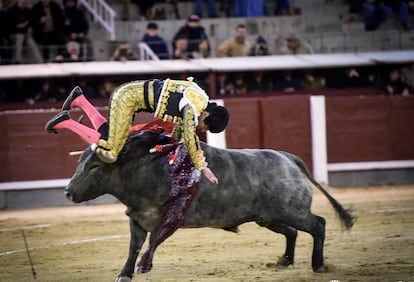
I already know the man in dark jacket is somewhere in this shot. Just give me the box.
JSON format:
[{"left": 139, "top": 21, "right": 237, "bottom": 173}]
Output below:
[
  {"left": 172, "top": 15, "right": 209, "bottom": 53},
  {"left": 8, "top": 0, "right": 43, "bottom": 64},
  {"left": 141, "top": 22, "right": 170, "bottom": 59},
  {"left": 31, "top": 0, "right": 67, "bottom": 61}
]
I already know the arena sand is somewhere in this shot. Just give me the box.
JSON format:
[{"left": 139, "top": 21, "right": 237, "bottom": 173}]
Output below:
[{"left": 0, "top": 185, "right": 413, "bottom": 282}]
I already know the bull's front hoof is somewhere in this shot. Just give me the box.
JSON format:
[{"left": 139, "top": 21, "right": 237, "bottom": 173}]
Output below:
[
  {"left": 314, "top": 263, "right": 334, "bottom": 273},
  {"left": 276, "top": 256, "right": 293, "bottom": 268},
  {"left": 115, "top": 276, "right": 132, "bottom": 282},
  {"left": 137, "top": 263, "right": 153, "bottom": 273}
]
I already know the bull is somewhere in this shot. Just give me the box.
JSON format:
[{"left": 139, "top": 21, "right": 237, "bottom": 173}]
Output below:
[{"left": 64, "top": 129, "right": 355, "bottom": 281}]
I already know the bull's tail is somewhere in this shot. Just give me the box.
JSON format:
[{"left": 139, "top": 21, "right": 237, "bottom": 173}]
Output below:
[{"left": 281, "top": 151, "right": 356, "bottom": 230}]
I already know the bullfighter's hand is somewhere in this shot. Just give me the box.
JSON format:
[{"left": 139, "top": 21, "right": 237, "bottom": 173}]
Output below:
[{"left": 202, "top": 167, "right": 218, "bottom": 185}]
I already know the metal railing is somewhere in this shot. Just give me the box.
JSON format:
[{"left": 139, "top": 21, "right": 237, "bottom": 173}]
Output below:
[
  {"left": 138, "top": 42, "right": 160, "bottom": 61},
  {"left": 78, "top": 0, "right": 116, "bottom": 41}
]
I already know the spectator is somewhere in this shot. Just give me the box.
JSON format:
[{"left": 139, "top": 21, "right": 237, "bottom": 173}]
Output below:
[
  {"left": 216, "top": 73, "right": 234, "bottom": 95},
  {"left": 31, "top": 0, "right": 67, "bottom": 61},
  {"left": 112, "top": 41, "right": 137, "bottom": 61},
  {"left": 249, "top": 35, "right": 270, "bottom": 56},
  {"left": 274, "top": 70, "right": 302, "bottom": 92},
  {"left": 8, "top": 0, "right": 43, "bottom": 64},
  {"left": 54, "top": 40, "right": 82, "bottom": 62},
  {"left": 247, "top": 71, "right": 271, "bottom": 92},
  {"left": 6, "top": 79, "right": 36, "bottom": 103},
  {"left": 384, "top": 0, "right": 414, "bottom": 30},
  {"left": 300, "top": 69, "right": 325, "bottom": 90},
  {"left": 383, "top": 68, "right": 411, "bottom": 96},
  {"left": 402, "top": 63, "right": 414, "bottom": 90},
  {"left": 172, "top": 15, "right": 209, "bottom": 54},
  {"left": 98, "top": 79, "right": 116, "bottom": 98},
  {"left": 141, "top": 22, "right": 169, "bottom": 60},
  {"left": 30, "top": 79, "right": 62, "bottom": 103},
  {"left": 195, "top": 0, "right": 217, "bottom": 18},
  {"left": 172, "top": 37, "right": 193, "bottom": 60},
  {"left": 275, "top": 0, "right": 294, "bottom": 15},
  {"left": 361, "top": 0, "right": 392, "bottom": 31},
  {"left": 62, "top": 0, "right": 92, "bottom": 60},
  {"left": 329, "top": 67, "right": 374, "bottom": 88},
  {"left": 216, "top": 24, "right": 250, "bottom": 57},
  {"left": 279, "top": 34, "right": 313, "bottom": 55},
  {"left": 233, "top": 74, "right": 248, "bottom": 94},
  {"left": 0, "top": 0, "right": 13, "bottom": 64},
  {"left": 192, "top": 38, "right": 210, "bottom": 58},
  {"left": 76, "top": 78, "right": 96, "bottom": 99},
  {"left": 233, "top": 0, "right": 265, "bottom": 17}
]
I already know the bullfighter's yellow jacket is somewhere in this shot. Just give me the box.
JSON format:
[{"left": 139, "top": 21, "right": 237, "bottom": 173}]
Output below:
[{"left": 96, "top": 78, "right": 209, "bottom": 169}]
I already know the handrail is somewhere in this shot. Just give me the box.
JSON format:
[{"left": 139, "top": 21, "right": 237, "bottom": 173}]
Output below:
[
  {"left": 78, "top": 0, "right": 116, "bottom": 41},
  {"left": 138, "top": 42, "right": 160, "bottom": 61}
]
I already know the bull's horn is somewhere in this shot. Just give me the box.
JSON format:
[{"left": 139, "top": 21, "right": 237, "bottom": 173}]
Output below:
[{"left": 69, "top": 150, "right": 84, "bottom": 156}]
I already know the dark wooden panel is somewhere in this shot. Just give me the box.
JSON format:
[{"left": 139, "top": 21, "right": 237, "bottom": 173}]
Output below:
[
  {"left": 389, "top": 97, "right": 414, "bottom": 159},
  {"left": 0, "top": 115, "right": 9, "bottom": 180},
  {"left": 223, "top": 97, "right": 262, "bottom": 149},
  {"left": 261, "top": 95, "right": 312, "bottom": 169},
  {"left": 326, "top": 96, "right": 392, "bottom": 162}
]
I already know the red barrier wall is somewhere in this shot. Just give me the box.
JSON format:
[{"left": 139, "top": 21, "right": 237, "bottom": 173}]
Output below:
[
  {"left": 326, "top": 96, "right": 414, "bottom": 162},
  {"left": 1, "top": 95, "right": 413, "bottom": 182}
]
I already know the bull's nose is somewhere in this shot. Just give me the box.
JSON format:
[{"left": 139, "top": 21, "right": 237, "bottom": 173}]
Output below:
[{"left": 64, "top": 191, "right": 73, "bottom": 201}]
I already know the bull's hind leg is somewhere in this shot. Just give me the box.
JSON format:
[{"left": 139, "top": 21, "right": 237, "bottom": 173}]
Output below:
[
  {"left": 291, "top": 213, "right": 326, "bottom": 272},
  {"left": 265, "top": 222, "right": 297, "bottom": 267},
  {"left": 310, "top": 215, "right": 326, "bottom": 272}
]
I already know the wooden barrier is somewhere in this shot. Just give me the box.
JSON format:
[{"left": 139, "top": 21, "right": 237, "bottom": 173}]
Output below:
[{"left": 1, "top": 95, "right": 413, "bottom": 183}]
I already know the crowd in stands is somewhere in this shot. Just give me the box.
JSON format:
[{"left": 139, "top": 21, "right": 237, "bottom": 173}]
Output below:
[
  {"left": 348, "top": 0, "right": 414, "bottom": 31},
  {"left": 0, "top": 0, "right": 93, "bottom": 64},
  {"left": 0, "top": 0, "right": 413, "bottom": 104},
  {"left": 214, "top": 65, "right": 414, "bottom": 96}
]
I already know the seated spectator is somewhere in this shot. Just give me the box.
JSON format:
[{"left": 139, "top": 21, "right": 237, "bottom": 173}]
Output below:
[
  {"left": 361, "top": 0, "right": 392, "bottom": 31},
  {"left": 112, "top": 41, "right": 137, "bottom": 61},
  {"left": 329, "top": 67, "right": 374, "bottom": 88},
  {"left": 216, "top": 73, "right": 234, "bottom": 95},
  {"left": 0, "top": 1, "right": 13, "bottom": 64},
  {"left": 233, "top": 0, "right": 265, "bottom": 17},
  {"left": 98, "top": 79, "right": 116, "bottom": 98},
  {"left": 141, "top": 22, "right": 169, "bottom": 60},
  {"left": 216, "top": 24, "right": 250, "bottom": 57},
  {"left": 247, "top": 71, "right": 271, "bottom": 92},
  {"left": 172, "top": 37, "right": 193, "bottom": 60},
  {"left": 30, "top": 79, "right": 62, "bottom": 103},
  {"left": 275, "top": 0, "right": 294, "bottom": 15},
  {"left": 76, "top": 78, "right": 96, "bottom": 99},
  {"left": 192, "top": 38, "right": 210, "bottom": 58},
  {"left": 383, "top": 68, "right": 411, "bottom": 96},
  {"left": 402, "top": 63, "right": 414, "bottom": 90},
  {"left": 62, "top": 0, "right": 93, "bottom": 60},
  {"left": 172, "top": 15, "right": 209, "bottom": 54},
  {"left": 195, "top": 0, "right": 217, "bottom": 18},
  {"left": 8, "top": 0, "right": 44, "bottom": 64},
  {"left": 6, "top": 79, "right": 36, "bottom": 103},
  {"left": 381, "top": 0, "right": 413, "bottom": 30},
  {"left": 279, "top": 34, "right": 313, "bottom": 55},
  {"left": 274, "top": 70, "right": 302, "bottom": 92},
  {"left": 31, "top": 0, "right": 67, "bottom": 62},
  {"left": 54, "top": 40, "right": 83, "bottom": 62},
  {"left": 233, "top": 74, "right": 248, "bottom": 95},
  {"left": 249, "top": 35, "right": 270, "bottom": 56},
  {"left": 300, "top": 69, "right": 325, "bottom": 90}
]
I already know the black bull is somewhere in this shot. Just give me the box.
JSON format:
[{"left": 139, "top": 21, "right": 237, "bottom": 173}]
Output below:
[{"left": 65, "top": 129, "right": 355, "bottom": 281}]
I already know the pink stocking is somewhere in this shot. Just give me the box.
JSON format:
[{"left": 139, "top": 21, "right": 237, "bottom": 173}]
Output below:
[
  {"left": 71, "top": 95, "right": 107, "bottom": 130},
  {"left": 54, "top": 119, "right": 100, "bottom": 144}
]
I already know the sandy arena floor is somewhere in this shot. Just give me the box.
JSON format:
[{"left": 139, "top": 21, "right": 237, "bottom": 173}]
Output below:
[{"left": 0, "top": 185, "right": 413, "bottom": 282}]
